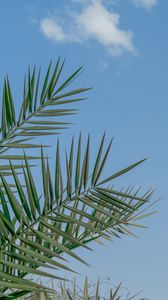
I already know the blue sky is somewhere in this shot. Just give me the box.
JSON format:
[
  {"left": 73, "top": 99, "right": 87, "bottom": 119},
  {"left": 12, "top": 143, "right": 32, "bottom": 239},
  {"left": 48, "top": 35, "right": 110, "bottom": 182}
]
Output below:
[{"left": 0, "top": 0, "right": 168, "bottom": 298}]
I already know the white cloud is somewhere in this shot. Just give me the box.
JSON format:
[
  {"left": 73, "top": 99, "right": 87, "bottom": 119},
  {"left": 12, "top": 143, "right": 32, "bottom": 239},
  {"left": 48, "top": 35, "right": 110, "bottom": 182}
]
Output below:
[
  {"left": 75, "top": 1, "right": 135, "bottom": 55},
  {"left": 131, "top": 0, "right": 157, "bottom": 9},
  {"left": 40, "top": 18, "right": 67, "bottom": 42},
  {"left": 40, "top": 0, "right": 135, "bottom": 56}
]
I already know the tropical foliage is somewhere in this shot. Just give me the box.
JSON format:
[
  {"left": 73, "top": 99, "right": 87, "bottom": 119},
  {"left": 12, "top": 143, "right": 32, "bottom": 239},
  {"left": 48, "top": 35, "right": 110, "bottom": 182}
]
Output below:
[{"left": 0, "top": 59, "right": 154, "bottom": 299}]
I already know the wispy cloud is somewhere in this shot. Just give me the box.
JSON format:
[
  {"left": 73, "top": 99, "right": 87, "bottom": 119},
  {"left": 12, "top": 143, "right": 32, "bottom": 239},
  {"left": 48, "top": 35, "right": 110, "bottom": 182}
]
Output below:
[
  {"left": 40, "top": 0, "right": 135, "bottom": 56},
  {"left": 131, "top": 0, "right": 157, "bottom": 9},
  {"left": 40, "top": 18, "right": 67, "bottom": 42}
]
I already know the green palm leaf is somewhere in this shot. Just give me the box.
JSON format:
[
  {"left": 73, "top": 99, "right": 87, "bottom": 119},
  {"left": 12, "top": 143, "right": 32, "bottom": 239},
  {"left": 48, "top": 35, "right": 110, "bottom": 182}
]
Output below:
[
  {"left": 0, "top": 135, "right": 153, "bottom": 295},
  {"left": 0, "top": 59, "right": 90, "bottom": 155}
]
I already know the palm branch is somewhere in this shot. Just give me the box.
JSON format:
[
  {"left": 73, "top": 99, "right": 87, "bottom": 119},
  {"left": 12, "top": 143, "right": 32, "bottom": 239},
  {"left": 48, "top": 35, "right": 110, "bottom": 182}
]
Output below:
[
  {"left": 0, "top": 58, "right": 89, "bottom": 156},
  {"left": 0, "top": 134, "right": 154, "bottom": 298}
]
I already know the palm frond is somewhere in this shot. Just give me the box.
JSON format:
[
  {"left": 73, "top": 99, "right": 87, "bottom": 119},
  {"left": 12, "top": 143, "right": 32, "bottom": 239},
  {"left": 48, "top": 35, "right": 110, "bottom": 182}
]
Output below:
[
  {"left": 0, "top": 134, "right": 154, "bottom": 295},
  {"left": 0, "top": 59, "right": 90, "bottom": 155}
]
